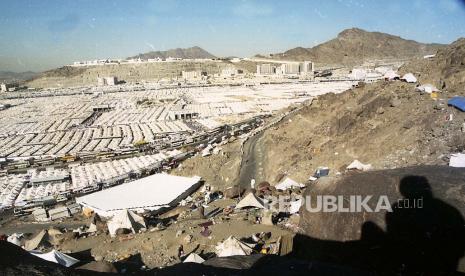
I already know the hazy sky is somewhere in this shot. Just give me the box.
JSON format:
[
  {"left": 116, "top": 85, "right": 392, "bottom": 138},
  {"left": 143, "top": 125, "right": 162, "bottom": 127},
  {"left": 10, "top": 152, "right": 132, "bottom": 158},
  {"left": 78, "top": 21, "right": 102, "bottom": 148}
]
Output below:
[{"left": 1, "top": 0, "right": 465, "bottom": 72}]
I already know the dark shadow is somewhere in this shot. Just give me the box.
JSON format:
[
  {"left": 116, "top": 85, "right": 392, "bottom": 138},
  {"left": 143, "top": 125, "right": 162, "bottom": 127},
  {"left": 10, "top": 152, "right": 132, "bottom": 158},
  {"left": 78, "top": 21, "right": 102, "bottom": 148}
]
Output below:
[
  {"left": 292, "top": 175, "right": 465, "bottom": 274},
  {"left": 385, "top": 176, "right": 465, "bottom": 273},
  {"left": 112, "top": 253, "right": 146, "bottom": 273}
]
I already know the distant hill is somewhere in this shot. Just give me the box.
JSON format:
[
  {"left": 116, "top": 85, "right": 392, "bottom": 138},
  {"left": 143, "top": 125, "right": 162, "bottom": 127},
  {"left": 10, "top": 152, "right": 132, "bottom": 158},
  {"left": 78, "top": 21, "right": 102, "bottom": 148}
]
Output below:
[
  {"left": 266, "top": 28, "right": 444, "bottom": 65},
  {"left": 0, "top": 71, "right": 38, "bottom": 83},
  {"left": 129, "top": 46, "right": 216, "bottom": 60}
]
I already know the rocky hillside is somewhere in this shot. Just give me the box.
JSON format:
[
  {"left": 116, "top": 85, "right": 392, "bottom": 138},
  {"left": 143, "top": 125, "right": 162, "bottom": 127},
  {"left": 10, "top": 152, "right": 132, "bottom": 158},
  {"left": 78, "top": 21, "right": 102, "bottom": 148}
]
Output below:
[
  {"left": 270, "top": 28, "right": 443, "bottom": 65},
  {"left": 129, "top": 46, "right": 216, "bottom": 60},
  {"left": 400, "top": 38, "right": 465, "bottom": 91}
]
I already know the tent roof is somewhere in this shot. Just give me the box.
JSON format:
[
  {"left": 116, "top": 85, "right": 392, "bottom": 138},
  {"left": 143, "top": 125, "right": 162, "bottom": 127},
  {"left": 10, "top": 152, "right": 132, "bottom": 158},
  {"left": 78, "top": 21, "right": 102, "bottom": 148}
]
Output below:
[
  {"left": 215, "top": 236, "right": 254, "bottom": 257},
  {"left": 275, "top": 177, "right": 304, "bottom": 190},
  {"left": 183, "top": 253, "right": 205, "bottom": 263},
  {"left": 416, "top": 83, "right": 439, "bottom": 93},
  {"left": 76, "top": 173, "right": 201, "bottom": 216},
  {"left": 401, "top": 73, "right": 417, "bottom": 83},
  {"left": 107, "top": 209, "right": 146, "bottom": 237},
  {"left": 449, "top": 153, "right": 465, "bottom": 167},
  {"left": 30, "top": 250, "right": 79, "bottom": 267},
  {"left": 235, "top": 193, "right": 266, "bottom": 209}
]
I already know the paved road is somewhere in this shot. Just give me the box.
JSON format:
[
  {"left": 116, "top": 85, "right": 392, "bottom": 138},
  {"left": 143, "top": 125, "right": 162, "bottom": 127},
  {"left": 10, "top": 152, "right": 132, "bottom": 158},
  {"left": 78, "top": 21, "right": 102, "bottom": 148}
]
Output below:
[{"left": 236, "top": 131, "right": 266, "bottom": 189}]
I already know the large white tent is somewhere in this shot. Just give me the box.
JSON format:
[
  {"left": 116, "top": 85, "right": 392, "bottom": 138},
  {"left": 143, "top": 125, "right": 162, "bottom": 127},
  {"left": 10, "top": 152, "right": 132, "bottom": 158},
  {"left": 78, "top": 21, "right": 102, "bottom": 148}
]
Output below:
[{"left": 76, "top": 173, "right": 201, "bottom": 216}]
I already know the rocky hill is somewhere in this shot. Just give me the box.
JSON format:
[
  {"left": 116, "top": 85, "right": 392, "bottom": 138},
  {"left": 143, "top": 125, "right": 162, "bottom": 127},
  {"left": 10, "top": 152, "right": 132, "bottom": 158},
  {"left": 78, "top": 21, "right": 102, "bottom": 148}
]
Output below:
[
  {"left": 400, "top": 38, "right": 465, "bottom": 91},
  {"left": 129, "top": 46, "right": 216, "bottom": 60},
  {"left": 269, "top": 28, "right": 443, "bottom": 65}
]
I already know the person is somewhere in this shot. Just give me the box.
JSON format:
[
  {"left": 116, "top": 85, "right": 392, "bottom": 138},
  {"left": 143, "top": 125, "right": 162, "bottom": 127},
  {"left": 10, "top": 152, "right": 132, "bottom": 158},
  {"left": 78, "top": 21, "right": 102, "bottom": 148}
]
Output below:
[
  {"left": 250, "top": 179, "right": 255, "bottom": 189},
  {"left": 177, "top": 245, "right": 184, "bottom": 259}
]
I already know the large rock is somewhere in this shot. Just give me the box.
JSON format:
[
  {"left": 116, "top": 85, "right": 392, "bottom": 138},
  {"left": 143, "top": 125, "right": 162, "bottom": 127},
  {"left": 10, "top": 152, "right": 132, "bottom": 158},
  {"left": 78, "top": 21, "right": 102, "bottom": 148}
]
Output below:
[{"left": 295, "top": 166, "right": 465, "bottom": 273}]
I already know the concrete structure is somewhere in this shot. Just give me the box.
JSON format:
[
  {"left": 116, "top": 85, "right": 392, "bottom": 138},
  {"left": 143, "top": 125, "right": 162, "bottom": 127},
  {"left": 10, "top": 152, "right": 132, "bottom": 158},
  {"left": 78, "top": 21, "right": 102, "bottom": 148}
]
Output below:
[
  {"left": 169, "top": 110, "right": 199, "bottom": 120},
  {"left": 97, "top": 76, "right": 118, "bottom": 86},
  {"left": 256, "top": 64, "right": 276, "bottom": 75},
  {"left": 280, "top": 63, "right": 301, "bottom": 75},
  {"left": 302, "top": 61, "right": 314, "bottom": 75},
  {"left": 257, "top": 61, "right": 313, "bottom": 77},
  {"left": 221, "top": 67, "right": 241, "bottom": 77},
  {"left": 48, "top": 206, "right": 70, "bottom": 220},
  {"left": 1, "top": 82, "right": 18, "bottom": 92},
  {"left": 182, "top": 70, "right": 203, "bottom": 79}
]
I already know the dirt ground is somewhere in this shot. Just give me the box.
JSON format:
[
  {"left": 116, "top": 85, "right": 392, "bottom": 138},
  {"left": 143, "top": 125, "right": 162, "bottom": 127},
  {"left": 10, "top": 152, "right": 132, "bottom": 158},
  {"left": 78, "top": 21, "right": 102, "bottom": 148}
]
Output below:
[{"left": 57, "top": 197, "right": 292, "bottom": 268}]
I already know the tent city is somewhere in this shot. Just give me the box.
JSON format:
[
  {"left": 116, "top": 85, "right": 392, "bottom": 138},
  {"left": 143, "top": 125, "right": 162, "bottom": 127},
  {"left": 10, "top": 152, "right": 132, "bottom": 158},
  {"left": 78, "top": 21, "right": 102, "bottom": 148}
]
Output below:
[{"left": 0, "top": 1, "right": 465, "bottom": 275}]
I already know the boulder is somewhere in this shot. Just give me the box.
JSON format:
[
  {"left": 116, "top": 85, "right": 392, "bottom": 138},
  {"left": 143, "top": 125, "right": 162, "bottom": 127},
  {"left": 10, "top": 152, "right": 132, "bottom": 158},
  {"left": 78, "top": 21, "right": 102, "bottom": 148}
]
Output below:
[{"left": 296, "top": 166, "right": 465, "bottom": 273}]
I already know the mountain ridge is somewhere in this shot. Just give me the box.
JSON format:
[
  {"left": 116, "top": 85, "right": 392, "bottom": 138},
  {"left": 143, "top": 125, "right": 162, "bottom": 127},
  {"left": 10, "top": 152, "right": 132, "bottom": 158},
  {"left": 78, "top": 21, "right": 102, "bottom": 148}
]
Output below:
[
  {"left": 128, "top": 46, "right": 216, "bottom": 60},
  {"left": 264, "top": 28, "right": 445, "bottom": 65}
]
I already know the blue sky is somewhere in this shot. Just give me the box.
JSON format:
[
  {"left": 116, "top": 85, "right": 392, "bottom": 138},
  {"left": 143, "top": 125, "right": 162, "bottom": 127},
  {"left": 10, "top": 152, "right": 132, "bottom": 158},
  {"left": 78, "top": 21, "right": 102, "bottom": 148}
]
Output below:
[{"left": 1, "top": 0, "right": 465, "bottom": 72}]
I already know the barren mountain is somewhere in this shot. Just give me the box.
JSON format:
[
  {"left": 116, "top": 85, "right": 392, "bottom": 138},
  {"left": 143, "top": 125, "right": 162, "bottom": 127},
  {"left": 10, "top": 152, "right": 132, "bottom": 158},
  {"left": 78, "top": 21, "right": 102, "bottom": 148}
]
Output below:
[
  {"left": 129, "top": 46, "right": 216, "bottom": 60},
  {"left": 269, "top": 28, "right": 444, "bottom": 65}
]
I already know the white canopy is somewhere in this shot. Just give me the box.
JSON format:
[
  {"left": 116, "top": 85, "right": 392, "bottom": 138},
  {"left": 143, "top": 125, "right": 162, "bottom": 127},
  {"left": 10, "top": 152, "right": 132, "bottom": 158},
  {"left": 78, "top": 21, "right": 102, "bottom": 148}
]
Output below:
[
  {"left": 415, "top": 84, "right": 439, "bottom": 93},
  {"left": 107, "top": 209, "right": 146, "bottom": 237},
  {"left": 235, "top": 193, "right": 266, "bottom": 209},
  {"left": 384, "top": 70, "right": 400, "bottom": 80},
  {"left": 449, "top": 153, "right": 465, "bottom": 168},
  {"left": 275, "top": 177, "right": 305, "bottom": 190},
  {"left": 401, "top": 73, "right": 417, "bottom": 83},
  {"left": 30, "top": 250, "right": 79, "bottom": 267},
  {"left": 290, "top": 199, "right": 302, "bottom": 214},
  {"left": 183, "top": 253, "right": 205, "bottom": 263},
  {"left": 76, "top": 173, "right": 201, "bottom": 216},
  {"left": 346, "top": 160, "right": 373, "bottom": 171},
  {"left": 215, "top": 236, "right": 254, "bottom": 257}
]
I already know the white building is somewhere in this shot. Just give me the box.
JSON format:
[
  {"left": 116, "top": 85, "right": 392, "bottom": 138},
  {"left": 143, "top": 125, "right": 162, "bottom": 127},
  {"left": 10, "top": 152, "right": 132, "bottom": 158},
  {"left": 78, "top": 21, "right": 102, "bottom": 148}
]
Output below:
[
  {"left": 182, "top": 71, "right": 202, "bottom": 79},
  {"left": 301, "top": 61, "right": 314, "bottom": 75},
  {"left": 97, "top": 76, "right": 118, "bottom": 86},
  {"left": 280, "top": 63, "right": 301, "bottom": 75},
  {"left": 221, "top": 67, "right": 241, "bottom": 77},
  {"left": 256, "top": 64, "right": 275, "bottom": 75}
]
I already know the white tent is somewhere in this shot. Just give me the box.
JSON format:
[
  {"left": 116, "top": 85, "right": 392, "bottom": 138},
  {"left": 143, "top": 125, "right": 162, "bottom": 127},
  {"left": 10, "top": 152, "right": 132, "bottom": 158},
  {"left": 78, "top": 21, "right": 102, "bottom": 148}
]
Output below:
[
  {"left": 30, "top": 250, "right": 79, "bottom": 267},
  {"left": 401, "top": 73, "right": 417, "bottom": 83},
  {"left": 183, "top": 253, "right": 205, "bottom": 263},
  {"left": 107, "top": 209, "right": 146, "bottom": 237},
  {"left": 76, "top": 174, "right": 201, "bottom": 217},
  {"left": 346, "top": 160, "right": 373, "bottom": 171},
  {"left": 449, "top": 153, "right": 465, "bottom": 167},
  {"left": 415, "top": 84, "right": 439, "bottom": 93},
  {"left": 275, "top": 177, "right": 305, "bottom": 190},
  {"left": 384, "top": 70, "right": 400, "bottom": 80},
  {"left": 215, "top": 236, "right": 254, "bottom": 257},
  {"left": 235, "top": 193, "right": 266, "bottom": 209},
  {"left": 7, "top": 233, "right": 23, "bottom": 246},
  {"left": 289, "top": 199, "right": 302, "bottom": 214}
]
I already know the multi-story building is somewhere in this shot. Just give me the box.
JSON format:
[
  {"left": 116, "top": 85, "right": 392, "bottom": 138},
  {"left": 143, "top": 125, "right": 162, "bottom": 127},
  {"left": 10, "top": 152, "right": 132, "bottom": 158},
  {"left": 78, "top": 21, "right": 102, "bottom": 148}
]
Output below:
[{"left": 256, "top": 64, "right": 276, "bottom": 75}]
